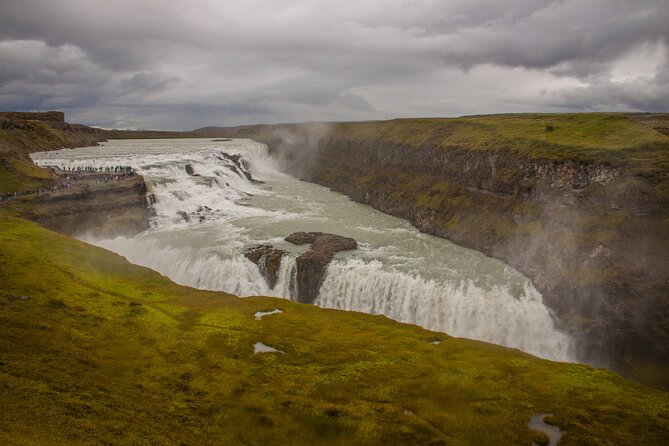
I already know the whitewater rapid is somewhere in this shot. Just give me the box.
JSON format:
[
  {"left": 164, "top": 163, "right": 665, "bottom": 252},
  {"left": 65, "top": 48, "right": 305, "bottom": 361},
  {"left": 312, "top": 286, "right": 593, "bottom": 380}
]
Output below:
[{"left": 32, "top": 138, "right": 574, "bottom": 361}]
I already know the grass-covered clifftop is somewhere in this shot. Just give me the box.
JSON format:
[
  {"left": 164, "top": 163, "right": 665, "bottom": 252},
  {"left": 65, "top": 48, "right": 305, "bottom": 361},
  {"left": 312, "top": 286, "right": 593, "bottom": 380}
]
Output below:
[
  {"left": 1, "top": 212, "right": 669, "bottom": 444},
  {"left": 330, "top": 114, "right": 669, "bottom": 179},
  {"left": 334, "top": 114, "right": 666, "bottom": 151}
]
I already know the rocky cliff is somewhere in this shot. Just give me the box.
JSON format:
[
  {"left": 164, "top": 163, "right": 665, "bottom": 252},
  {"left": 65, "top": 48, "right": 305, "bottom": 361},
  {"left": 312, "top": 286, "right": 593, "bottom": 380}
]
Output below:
[
  {"left": 0, "top": 112, "right": 152, "bottom": 236},
  {"left": 21, "top": 175, "right": 152, "bottom": 237},
  {"left": 245, "top": 232, "right": 358, "bottom": 303}
]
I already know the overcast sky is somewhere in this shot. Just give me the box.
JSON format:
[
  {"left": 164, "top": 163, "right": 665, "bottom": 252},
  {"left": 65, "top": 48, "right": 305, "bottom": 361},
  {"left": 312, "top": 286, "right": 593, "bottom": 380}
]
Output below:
[{"left": 0, "top": 0, "right": 667, "bottom": 130}]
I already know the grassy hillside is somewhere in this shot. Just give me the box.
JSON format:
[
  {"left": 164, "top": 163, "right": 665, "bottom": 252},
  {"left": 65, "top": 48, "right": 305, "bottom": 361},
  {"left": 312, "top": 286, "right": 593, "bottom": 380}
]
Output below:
[
  {"left": 0, "top": 115, "right": 108, "bottom": 195},
  {"left": 1, "top": 212, "right": 669, "bottom": 444},
  {"left": 331, "top": 114, "right": 667, "bottom": 152},
  {"left": 0, "top": 120, "right": 66, "bottom": 194}
]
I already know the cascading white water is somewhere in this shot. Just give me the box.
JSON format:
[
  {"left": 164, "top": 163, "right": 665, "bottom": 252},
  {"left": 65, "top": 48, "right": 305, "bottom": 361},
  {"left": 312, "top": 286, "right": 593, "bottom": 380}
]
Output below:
[
  {"left": 32, "top": 138, "right": 574, "bottom": 361},
  {"left": 316, "top": 260, "right": 571, "bottom": 359}
]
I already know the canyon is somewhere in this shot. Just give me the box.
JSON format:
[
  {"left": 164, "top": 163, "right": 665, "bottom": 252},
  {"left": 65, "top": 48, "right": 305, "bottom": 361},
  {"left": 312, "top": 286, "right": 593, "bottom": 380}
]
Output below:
[
  {"left": 202, "top": 114, "right": 669, "bottom": 388},
  {"left": 2, "top": 111, "right": 669, "bottom": 444}
]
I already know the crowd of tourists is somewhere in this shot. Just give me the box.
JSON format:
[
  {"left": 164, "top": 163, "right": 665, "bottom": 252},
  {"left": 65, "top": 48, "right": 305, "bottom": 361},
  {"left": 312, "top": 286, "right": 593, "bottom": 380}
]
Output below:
[{"left": 59, "top": 165, "right": 135, "bottom": 174}]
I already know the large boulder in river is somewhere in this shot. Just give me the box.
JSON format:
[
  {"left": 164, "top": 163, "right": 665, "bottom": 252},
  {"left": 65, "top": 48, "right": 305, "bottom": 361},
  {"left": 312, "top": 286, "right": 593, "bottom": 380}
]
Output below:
[
  {"left": 286, "top": 232, "right": 357, "bottom": 253},
  {"left": 286, "top": 232, "right": 357, "bottom": 304},
  {"left": 244, "top": 245, "right": 287, "bottom": 289},
  {"left": 245, "top": 232, "right": 357, "bottom": 302},
  {"left": 218, "top": 151, "right": 264, "bottom": 184}
]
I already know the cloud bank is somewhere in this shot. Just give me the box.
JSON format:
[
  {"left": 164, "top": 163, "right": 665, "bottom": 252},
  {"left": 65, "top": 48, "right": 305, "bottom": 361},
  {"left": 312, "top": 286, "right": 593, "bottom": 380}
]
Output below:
[{"left": 0, "top": 0, "right": 667, "bottom": 129}]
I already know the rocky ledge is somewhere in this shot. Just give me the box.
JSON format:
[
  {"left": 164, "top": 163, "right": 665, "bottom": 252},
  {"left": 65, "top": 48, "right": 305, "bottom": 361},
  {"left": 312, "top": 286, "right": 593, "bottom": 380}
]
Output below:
[
  {"left": 19, "top": 173, "right": 152, "bottom": 237},
  {"left": 245, "top": 232, "right": 357, "bottom": 303},
  {"left": 244, "top": 245, "right": 287, "bottom": 290}
]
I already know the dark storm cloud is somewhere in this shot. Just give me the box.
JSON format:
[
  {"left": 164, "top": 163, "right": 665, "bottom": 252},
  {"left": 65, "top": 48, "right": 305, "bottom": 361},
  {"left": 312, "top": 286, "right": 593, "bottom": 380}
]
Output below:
[{"left": 0, "top": 0, "right": 667, "bottom": 129}]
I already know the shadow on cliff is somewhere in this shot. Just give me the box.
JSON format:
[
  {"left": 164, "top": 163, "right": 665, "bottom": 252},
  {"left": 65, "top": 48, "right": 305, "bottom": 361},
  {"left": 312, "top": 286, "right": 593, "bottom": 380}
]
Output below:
[{"left": 498, "top": 182, "right": 669, "bottom": 386}]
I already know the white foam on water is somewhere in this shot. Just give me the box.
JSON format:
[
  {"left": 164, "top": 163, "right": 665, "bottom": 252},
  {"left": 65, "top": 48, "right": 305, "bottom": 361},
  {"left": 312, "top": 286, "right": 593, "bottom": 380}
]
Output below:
[{"left": 316, "top": 259, "right": 573, "bottom": 361}]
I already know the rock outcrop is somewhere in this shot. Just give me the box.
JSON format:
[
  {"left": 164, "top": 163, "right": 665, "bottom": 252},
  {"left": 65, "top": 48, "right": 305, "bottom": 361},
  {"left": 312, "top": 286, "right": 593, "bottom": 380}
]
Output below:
[
  {"left": 0, "top": 111, "right": 65, "bottom": 123},
  {"left": 286, "top": 232, "right": 357, "bottom": 304},
  {"left": 25, "top": 174, "right": 152, "bottom": 237},
  {"left": 218, "top": 152, "right": 263, "bottom": 184},
  {"left": 244, "top": 245, "right": 287, "bottom": 289},
  {"left": 245, "top": 232, "right": 357, "bottom": 303}
]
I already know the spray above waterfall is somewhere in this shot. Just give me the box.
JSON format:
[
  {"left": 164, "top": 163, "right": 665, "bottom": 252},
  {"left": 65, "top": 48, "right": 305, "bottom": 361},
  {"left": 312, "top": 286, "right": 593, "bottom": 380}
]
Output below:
[{"left": 32, "top": 138, "right": 575, "bottom": 362}]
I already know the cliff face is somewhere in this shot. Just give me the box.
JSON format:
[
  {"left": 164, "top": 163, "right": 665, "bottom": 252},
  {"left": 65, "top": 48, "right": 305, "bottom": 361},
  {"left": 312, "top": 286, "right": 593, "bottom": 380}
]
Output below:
[{"left": 22, "top": 175, "right": 152, "bottom": 237}]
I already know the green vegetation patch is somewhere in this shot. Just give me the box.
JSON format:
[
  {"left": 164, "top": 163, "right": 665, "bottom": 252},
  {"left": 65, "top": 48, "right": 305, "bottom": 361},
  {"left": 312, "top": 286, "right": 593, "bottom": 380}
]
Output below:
[
  {"left": 0, "top": 213, "right": 668, "bottom": 444},
  {"left": 0, "top": 119, "right": 66, "bottom": 194},
  {"left": 329, "top": 113, "right": 669, "bottom": 169},
  {"left": 0, "top": 155, "right": 55, "bottom": 195}
]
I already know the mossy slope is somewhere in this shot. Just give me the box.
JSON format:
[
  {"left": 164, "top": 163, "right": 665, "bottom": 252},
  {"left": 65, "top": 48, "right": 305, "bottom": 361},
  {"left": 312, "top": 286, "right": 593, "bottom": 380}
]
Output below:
[
  {"left": 0, "top": 120, "right": 65, "bottom": 194},
  {"left": 0, "top": 116, "right": 106, "bottom": 194},
  {"left": 1, "top": 213, "right": 668, "bottom": 445}
]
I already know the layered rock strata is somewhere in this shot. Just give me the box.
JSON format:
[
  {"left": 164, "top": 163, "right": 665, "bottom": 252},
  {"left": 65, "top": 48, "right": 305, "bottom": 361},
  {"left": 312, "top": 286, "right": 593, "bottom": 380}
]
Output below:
[{"left": 26, "top": 174, "right": 152, "bottom": 237}]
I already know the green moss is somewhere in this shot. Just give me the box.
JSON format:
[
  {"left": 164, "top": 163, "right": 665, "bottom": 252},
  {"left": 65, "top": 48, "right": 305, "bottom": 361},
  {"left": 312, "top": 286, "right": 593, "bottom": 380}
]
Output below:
[{"left": 0, "top": 213, "right": 667, "bottom": 444}]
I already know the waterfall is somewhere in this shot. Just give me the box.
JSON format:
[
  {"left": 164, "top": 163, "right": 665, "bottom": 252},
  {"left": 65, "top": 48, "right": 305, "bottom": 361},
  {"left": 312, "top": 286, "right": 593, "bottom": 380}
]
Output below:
[
  {"left": 33, "top": 138, "right": 575, "bottom": 362},
  {"left": 316, "top": 259, "right": 573, "bottom": 361}
]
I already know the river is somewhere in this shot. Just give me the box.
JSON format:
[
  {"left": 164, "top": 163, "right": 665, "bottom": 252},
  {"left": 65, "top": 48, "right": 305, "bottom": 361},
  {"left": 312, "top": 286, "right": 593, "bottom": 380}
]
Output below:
[{"left": 32, "top": 138, "right": 574, "bottom": 361}]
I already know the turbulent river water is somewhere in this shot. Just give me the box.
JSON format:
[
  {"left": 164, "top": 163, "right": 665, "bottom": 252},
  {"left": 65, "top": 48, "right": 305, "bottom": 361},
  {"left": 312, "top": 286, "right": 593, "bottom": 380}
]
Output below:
[{"left": 33, "top": 138, "right": 574, "bottom": 361}]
